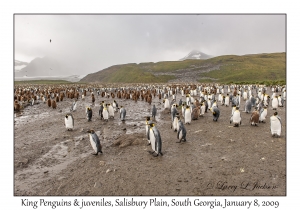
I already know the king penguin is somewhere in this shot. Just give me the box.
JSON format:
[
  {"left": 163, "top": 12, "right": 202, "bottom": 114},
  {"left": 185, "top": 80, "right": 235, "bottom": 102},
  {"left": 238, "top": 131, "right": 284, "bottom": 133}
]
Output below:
[
  {"left": 64, "top": 113, "right": 74, "bottom": 130},
  {"left": 230, "top": 107, "right": 242, "bottom": 127},
  {"left": 147, "top": 122, "right": 163, "bottom": 157},
  {"left": 177, "top": 117, "right": 187, "bottom": 143},
  {"left": 210, "top": 106, "right": 220, "bottom": 121},
  {"left": 171, "top": 113, "right": 180, "bottom": 132},
  {"left": 87, "top": 129, "right": 103, "bottom": 155},
  {"left": 145, "top": 116, "right": 151, "bottom": 145},
  {"left": 86, "top": 107, "right": 92, "bottom": 121},
  {"left": 103, "top": 105, "right": 109, "bottom": 122},
  {"left": 151, "top": 104, "right": 157, "bottom": 119},
  {"left": 119, "top": 106, "right": 126, "bottom": 121},
  {"left": 108, "top": 103, "right": 114, "bottom": 118},
  {"left": 270, "top": 112, "right": 282, "bottom": 137},
  {"left": 184, "top": 105, "right": 191, "bottom": 124},
  {"left": 70, "top": 100, "right": 77, "bottom": 112},
  {"left": 244, "top": 99, "right": 252, "bottom": 113},
  {"left": 259, "top": 106, "right": 268, "bottom": 123}
]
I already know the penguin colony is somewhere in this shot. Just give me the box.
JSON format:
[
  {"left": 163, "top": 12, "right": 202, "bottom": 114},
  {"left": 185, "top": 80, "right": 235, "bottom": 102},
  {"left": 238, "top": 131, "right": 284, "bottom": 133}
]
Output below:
[{"left": 14, "top": 83, "right": 285, "bottom": 156}]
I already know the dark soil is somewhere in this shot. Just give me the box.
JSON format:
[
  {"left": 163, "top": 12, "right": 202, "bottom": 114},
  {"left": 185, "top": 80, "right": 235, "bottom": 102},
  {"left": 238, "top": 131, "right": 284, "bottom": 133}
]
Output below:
[{"left": 14, "top": 86, "right": 286, "bottom": 196}]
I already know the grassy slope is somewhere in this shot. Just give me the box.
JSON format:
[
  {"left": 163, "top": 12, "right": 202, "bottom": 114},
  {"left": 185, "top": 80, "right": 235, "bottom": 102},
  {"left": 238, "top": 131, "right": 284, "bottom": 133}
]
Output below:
[
  {"left": 80, "top": 52, "right": 286, "bottom": 84},
  {"left": 198, "top": 53, "right": 286, "bottom": 83}
]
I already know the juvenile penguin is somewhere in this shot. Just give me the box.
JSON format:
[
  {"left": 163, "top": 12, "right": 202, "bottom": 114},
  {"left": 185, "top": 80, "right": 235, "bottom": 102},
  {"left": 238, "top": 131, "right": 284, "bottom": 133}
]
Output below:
[
  {"left": 119, "top": 106, "right": 126, "bottom": 121},
  {"left": 51, "top": 100, "right": 57, "bottom": 109},
  {"left": 176, "top": 118, "right": 187, "bottom": 143},
  {"left": 147, "top": 122, "right": 163, "bottom": 157},
  {"left": 87, "top": 129, "right": 103, "bottom": 155},
  {"left": 184, "top": 105, "right": 192, "bottom": 124},
  {"left": 64, "top": 113, "right": 74, "bottom": 130},
  {"left": 210, "top": 106, "right": 220, "bottom": 121},
  {"left": 250, "top": 108, "right": 259, "bottom": 126},
  {"left": 86, "top": 107, "right": 92, "bottom": 121},
  {"left": 230, "top": 107, "right": 242, "bottom": 127},
  {"left": 270, "top": 112, "right": 282, "bottom": 137},
  {"left": 151, "top": 104, "right": 157, "bottom": 119}
]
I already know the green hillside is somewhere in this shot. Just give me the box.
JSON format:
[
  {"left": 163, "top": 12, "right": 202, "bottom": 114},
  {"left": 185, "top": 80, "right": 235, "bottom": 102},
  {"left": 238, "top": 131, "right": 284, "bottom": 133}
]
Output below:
[{"left": 80, "top": 52, "right": 286, "bottom": 84}]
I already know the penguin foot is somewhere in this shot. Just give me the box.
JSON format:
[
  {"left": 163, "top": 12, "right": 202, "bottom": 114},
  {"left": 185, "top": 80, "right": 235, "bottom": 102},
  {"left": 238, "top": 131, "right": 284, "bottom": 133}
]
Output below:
[
  {"left": 159, "top": 152, "right": 163, "bottom": 156},
  {"left": 152, "top": 153, "right": 159, "bottom": 157},
  {"left": 147, "top": 143, "right": 151, "bottom": 146},
  {"left": 148, "top": 151, "right": 155, "bottom": 154},
  {"left": 182, "top": 139, "right": 186, "bottom": 142},
  {"left": 92, "top": 152, "right": 98, "bottom": 156}
]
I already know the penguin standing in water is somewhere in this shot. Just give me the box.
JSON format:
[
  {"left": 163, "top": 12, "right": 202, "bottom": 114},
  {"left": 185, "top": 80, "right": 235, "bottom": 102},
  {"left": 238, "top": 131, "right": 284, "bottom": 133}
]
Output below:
[
  {"left": 250, "top": 108, "right": 259, "bottom": 126},
  {"left": 64, "top": 113, "right": 74, "bottom": 130},
  {"left": 151, "top": 104, "right": 157, "bottom": 120},
  {"left": 147, "top": 122, "right": 163, "bottom": 157},
  {"left": 176, "top": 117, "right": 187, "bottom": 143},
  {"left": 119, "top": 106, "right": 126, "bottom": 121},
  {"left": 87, "top": 129, "right": 103, "bottom": 155},
  {"left": 86, "top": 107, "right": 92, "bottom": 121},
  {"left": 230, "top": 107, "right": 242, "bottom": 127},
  {"left": 270, "top": 112, "right": 282, "bottom": 137},
  {"left": 210, "top": 106, "right": 220, "bottom": 121}
]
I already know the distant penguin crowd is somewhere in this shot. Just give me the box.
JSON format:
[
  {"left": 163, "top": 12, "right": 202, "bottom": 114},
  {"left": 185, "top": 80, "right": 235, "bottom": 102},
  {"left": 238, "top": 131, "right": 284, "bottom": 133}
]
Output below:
[{"left": 14, "top": 83, "right": 286, "bottom": 156}]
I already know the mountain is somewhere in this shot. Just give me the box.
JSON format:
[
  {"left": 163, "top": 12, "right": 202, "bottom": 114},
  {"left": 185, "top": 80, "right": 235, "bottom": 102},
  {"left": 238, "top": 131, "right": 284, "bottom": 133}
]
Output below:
[
  {"left": 14, "top": 60, "right": 29, "bottom": 71},
  {"left": 14, "top": 57, "right": 72, "bottom": 77},
  {"left": 179, "top": 50, "right": 213, "bottom": 61},
  {"left": 80, "top": 52, "right": 286, "bottom": 84}
]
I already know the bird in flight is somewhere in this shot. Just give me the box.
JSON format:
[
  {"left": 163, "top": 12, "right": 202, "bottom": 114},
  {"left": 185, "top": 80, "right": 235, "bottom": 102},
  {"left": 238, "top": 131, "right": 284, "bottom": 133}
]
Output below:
[{"left": 50, "top": 39, "right": 51, "bottom": 43}]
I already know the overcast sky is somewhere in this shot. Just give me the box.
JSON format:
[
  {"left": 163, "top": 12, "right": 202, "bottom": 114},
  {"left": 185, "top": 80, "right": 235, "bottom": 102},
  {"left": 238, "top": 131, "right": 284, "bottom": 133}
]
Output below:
[{"left": 15, "top": 14, "right": 285, "bottom": 75}]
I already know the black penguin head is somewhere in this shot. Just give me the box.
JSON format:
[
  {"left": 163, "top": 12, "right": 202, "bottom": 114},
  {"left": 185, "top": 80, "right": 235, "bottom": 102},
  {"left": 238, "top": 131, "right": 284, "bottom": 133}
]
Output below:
[
  {"left": 149, "top": 122, "right": 155, "bottom": 127},
  {"left": 274, "top": 112, "right": 278, "bottom": 116},
  {"left": 65, "top": 114, "right": 68, "bottom": 119},
  {"left": 87, "top": 129, "right": 95, "bottom": 134},
  {"left": 145, "top": 116, "right": 151, "bottom": 121}
]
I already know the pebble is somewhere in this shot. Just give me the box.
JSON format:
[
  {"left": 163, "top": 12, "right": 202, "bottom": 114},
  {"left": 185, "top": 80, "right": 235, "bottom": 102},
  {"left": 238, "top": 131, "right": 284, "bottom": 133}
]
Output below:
[
  {"left": 99, "top": 161, "right": 106, "bottom": 166},
  {"left": 106, "top": 169, "right": 111, "bottom": 173},
  {"left": 44, "top": 170, "right": 49, "bottom": 174}
]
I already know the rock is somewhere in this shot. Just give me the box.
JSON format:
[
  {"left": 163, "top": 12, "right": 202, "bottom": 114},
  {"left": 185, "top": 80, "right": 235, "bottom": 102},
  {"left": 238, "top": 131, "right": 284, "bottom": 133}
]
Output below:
[
  {"left": 59, "top": 110, "right": 62, "bottom": 112},
  {"left": 99, "top": 161, "right": 106, "bottom": 166},
  {"left": 44, "top": 170, "right": 49, "bottom": 174},
  {"left": 122, "top": 128, "right": 126, "bottom": 131},
  {"left": 80, "top": 128, "right": 84, "bottom": 132},
  {"left": 94, "top": 182, "right": 102, "bottom": 188},
  {"left": 80, "top": 137, "right": 85, "bottom": 140},
  {"left": 106, "top": 169, "right": 111, "bottom": 173}
]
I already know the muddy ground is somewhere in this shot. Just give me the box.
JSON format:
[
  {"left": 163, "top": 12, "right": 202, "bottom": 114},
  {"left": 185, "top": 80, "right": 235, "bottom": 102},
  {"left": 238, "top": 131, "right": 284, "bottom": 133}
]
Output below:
[{"left": 14, "top": 86, "right": 286, "bottom": 196}]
